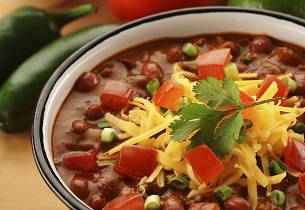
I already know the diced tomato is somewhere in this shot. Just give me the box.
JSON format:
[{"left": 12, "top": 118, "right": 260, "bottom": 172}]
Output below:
[
  {"left": 115, "top": 145, "right": 157, "bottom": 179},
  {"left": 284, "top": 138, "right": 305, "bottom": 172},
  {"left": 224, "top": 91, "right": 254, "bottom": 115},
  {"left": 184, "top": 145, "right": 224, "bottom": 183},
  {"left": 240, "top": 91, "right": 255, "bottom": 106},
  {"left": 299, "top": 173, "right": 305, "bottom": 196},
  {"left": 100, "top": 80, "right": 133, "bottom": 111},
  {"left": 189, "top": 202, "right": 220, "bottom": 210},
  {"left": 63, "top": 149, "right": 98, "bottom": 172},
  {"left": 196, "top": 48, "right": 231, "bottom": 80},
  {"left": 256, "top": 75, "right": 290, "bottom": 100},
  {"left": 153, "top": 80, "right": 184, "bottom": 111},
  {"left": 103, "top": 193, "right": 144, "bottom": 210}
]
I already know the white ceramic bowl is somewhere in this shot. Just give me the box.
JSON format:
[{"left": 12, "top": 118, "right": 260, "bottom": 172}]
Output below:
[{"left": 32, "top": 7, "right": 305, "bottom": 210}]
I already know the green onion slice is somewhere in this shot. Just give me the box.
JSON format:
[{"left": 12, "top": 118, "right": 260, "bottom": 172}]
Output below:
[
  {"left": 182, "top": 43, "right": 198, "bottom": 57},
  {"left": 271, "top": 190, "right": 285, "bottom": 206},
  {"left": 168, "top": 175, "right": 189, "bottom": 190},
  {"left": 97, "top": 119, "right": 110, "bottom": 129},
  {"left": 224, "top": 63, "right": 240, "bottom": 81},
  {"left": 294, "top": 122, "right": 305, "bottom": 134},
  {"left": 269, "top": 160, "right": 287, "bottom": 175},
  {"left": 101, "top": 128, "right": 116, "bottom": 143},
  {"left": 146, "top": 79, "right": 160, "bottom": 95},
  {"left": 144, "top": 195, "right": 161, "bottom": 210},
  {"left": 213, "top": 185, "right": 232, "bottom": 201}
]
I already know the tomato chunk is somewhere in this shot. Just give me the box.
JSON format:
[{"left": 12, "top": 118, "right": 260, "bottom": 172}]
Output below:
[
  {"left": 299, "top": 173, "right": 305, "bottom": 196},
  {"left": 225, "top": 91, "right": 254, "bottom": 112},
  {"left": 284, "top": 138, "right": 305, "bottom": 172},
  {"left": 256, "top": 75, "right": 290, "bottom": 100},
  {"left": 153, "top": 80, "right": 184, "bottom": 111},
  {"left": 189, "top": 202, "right": 220, "bottom": 210},
  {"left": 103, "top": 193, "right": 144, "bottom": 210},
  {"left": 196, "top": 48, "right": 231, "bottom": 80},
  {"left": 63, "top": 149, "right": 98, "bottom": 172},
  {"left": 240, "top": 91, "right": 255, "bottom": 106},
  {"left": 100, "top": 80, "right": 133, "bottom": 111},
  {"left": 184, "top": 145, "right": 224, "bottom": 183},
  {"left": 115, "top": 145, "right": 157, "bottom": 179}
]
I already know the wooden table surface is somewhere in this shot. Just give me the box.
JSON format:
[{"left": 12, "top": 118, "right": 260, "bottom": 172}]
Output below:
[{"left": 0, "top": 1, "right": 116, "bottom": 209}]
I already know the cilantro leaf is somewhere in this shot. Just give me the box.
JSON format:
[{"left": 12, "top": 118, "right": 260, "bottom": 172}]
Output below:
[
  {"left": 193, "top": 77, "right": 242, "bottom": 110},
  {"left": 169, "top": 76, "right": 284, "bottom": 158},
  {"left": 209, "top": 112, "right": 243, "bottom": 157},
  {"left": 169, "top": 118, "right": 202, "bottom": 141},
  {"left": 170, "top": 104, "right": 224, "bottom": 142}
]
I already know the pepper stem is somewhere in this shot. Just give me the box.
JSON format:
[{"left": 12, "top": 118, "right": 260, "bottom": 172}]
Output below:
[{"left": 51, "top": 4, "right": 95, "bottom": 29}]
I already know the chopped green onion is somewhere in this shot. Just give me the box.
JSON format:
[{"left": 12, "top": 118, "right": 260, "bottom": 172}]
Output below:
[
  {"left": 269, "top": 160, "right": 287, "bottom": 175},
  {"left": 182, "top": 43, "right": 198, "bottom": 57},
  {"left": 294, "top": 122, "right": 305, "bottom": 134},
  {"left": 271, "top": 190, "right": 285, "bottom": 206},
  {"left": 97, "top": 119, "right": 110, "bottom": 129},
  {"left": 160, "top": 107, "right": 168, "bottom": 114},
  {"left": 241, "top": 53, "right": 253, "bottom": 65},
  {"left": 144, "top": 195, "right": 161, "bottom": 210},
  {"left": 281, "top": 77, "right": 297, "bottom": 94},
  {"left": 213, "top": 185, "right": 232, "bottom": 201},
  {"left": 101, "top": 128, "right": 116, "bottom": 143},
  {"left": 168, "top": 175, "right": 189, "bottom": 190},
  {"left": 146, "top": 79, "right": 160, "bottom": 95},
  {"left": 224, "top": 63, "right": 240, "bottom": 81}
]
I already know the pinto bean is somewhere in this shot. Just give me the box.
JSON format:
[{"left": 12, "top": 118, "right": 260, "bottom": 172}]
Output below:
[
  {"left": 85, "top": 104, "right": 104, "bottom": 121},
  {"left": 225, "top": 196, "right": 251, "bottom": 210},
  {"left": 141, "top": 60, "right": 164, "bottom": 80},
  {"left": 188, "top": 202, "right": 220, "bottom": 210},
  {"left": 71, "top": 120, "right": 89, "bottom": 134},
  {"left": 215, "top": 36, "right": 225, "bottom": 45},
  {"left": 256, "top": 199, "right": 272, "bottom": 210},
  {"left": 220, "top": 41, "right": 240, "bottom": 54},
  {"left": 167, "top": 45, "right": 183, "bottom": 63},
  {"left": 294, "top": 73, "right": 305, "bottom": 95},
  {"left": 195, "top": 37, "right": 207, "bottom": 47},
  {"left": 162, "top": 195, "right": 184, "bottom": 210},
  {"left": 250, "top": 36, "right": 273, "bottom": 54},
  {"left": 69, "top": 175, "right": 89, "bottom": 199},
  {"left": 276, "top": 47, "right": 301, "bottom": 66},
  {"left": 89, "top": 194, "right": 106, "bottom": 209},
  {"left": 75, "top": 72, "right": 100, "bottom": 92}
]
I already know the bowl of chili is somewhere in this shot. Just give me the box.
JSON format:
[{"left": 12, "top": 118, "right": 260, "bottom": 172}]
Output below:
[{"left": 32, "top": 7, "right": 305, "bottom": 210}]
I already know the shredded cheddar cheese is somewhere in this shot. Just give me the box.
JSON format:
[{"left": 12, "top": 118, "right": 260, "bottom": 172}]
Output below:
[{"left": 97, "top": 63, "right": 305, "bottom": 209}]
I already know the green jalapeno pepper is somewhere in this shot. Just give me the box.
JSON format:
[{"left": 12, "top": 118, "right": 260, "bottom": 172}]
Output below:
[
  {"left": 0, "top": 4, "right": 95, "bottom": 84},
  {"left": 0, "top": 24, "right": 118, "bottom": 132}
]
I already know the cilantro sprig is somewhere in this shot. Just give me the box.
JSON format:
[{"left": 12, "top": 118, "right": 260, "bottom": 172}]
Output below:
[{"left": 169, "top": 77, "right": 283, "bottom": 157}]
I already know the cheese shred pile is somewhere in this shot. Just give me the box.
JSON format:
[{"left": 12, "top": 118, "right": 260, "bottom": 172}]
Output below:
[{"left": 98, "top": 63, "right": 305, "bottom": 209}]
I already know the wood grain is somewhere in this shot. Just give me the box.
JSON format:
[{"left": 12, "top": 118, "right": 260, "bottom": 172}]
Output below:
[
  {"left": 0, "top": 131, "right": 66, "bottom": 209},
  {"left": 0, "top": 0, "right": 116, "bottom": 209}
]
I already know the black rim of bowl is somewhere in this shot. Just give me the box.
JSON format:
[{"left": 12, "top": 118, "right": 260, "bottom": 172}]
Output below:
[{"left": 32, "top": 6, "right": 305, "bottom": 210}]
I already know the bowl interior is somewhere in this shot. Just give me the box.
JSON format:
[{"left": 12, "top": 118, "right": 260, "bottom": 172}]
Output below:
[{"left": 36, "top": 8, "right": 305, "bottom": 209}]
